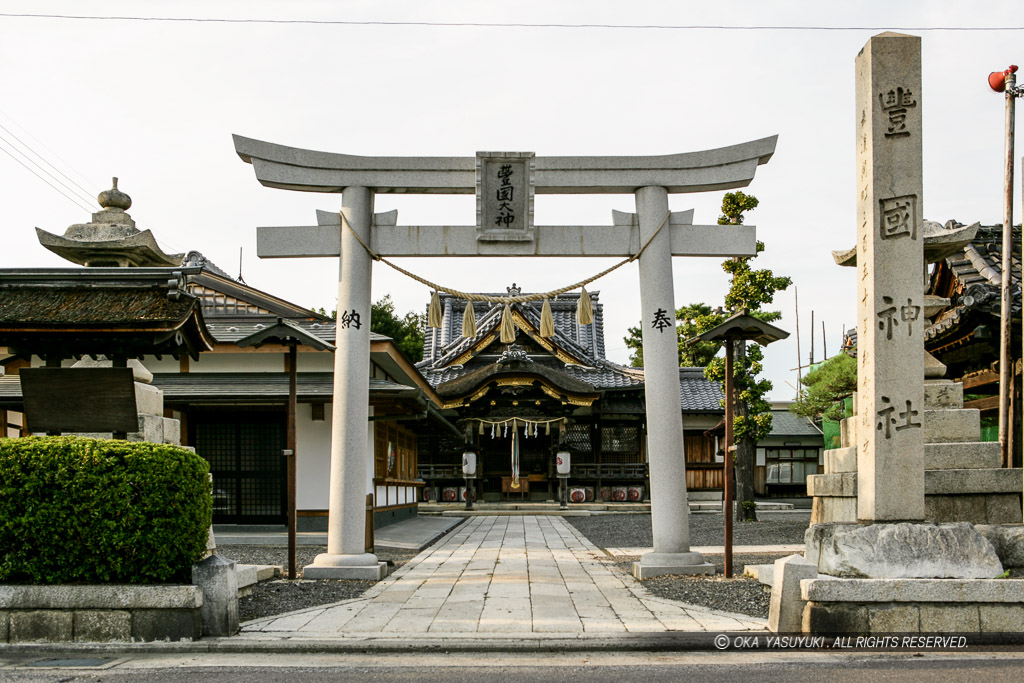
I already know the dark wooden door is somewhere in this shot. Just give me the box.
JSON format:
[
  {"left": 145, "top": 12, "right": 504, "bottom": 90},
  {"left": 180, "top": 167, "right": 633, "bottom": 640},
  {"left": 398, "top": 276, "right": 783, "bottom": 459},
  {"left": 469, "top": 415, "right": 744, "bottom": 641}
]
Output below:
[{"left": 193, "top": 410, "right": 286, "bottom": 524}]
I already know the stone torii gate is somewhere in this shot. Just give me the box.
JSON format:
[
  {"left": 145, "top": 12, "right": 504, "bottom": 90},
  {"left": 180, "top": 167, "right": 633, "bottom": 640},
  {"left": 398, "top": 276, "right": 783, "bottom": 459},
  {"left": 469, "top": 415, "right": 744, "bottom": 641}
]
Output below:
[{"left": 234, "top": 134, "right": 777, "bottom": 579}]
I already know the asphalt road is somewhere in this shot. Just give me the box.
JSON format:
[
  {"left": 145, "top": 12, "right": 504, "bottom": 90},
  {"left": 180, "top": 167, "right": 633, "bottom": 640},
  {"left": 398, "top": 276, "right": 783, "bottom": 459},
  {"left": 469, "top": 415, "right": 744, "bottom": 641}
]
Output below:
[{"left": 3, "top": 651, "right": 1024, "bottom": 682}]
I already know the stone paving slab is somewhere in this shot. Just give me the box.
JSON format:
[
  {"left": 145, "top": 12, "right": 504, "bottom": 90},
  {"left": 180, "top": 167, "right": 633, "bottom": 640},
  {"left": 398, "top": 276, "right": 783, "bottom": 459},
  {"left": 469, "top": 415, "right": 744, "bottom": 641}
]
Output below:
[{"left": 241, "top": 516, "right": 766, "bottom": 638}]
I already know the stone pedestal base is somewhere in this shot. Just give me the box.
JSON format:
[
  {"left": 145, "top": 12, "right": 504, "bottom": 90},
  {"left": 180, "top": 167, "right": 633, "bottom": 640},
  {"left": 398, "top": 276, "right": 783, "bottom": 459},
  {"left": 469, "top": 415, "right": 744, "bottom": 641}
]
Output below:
[
  {"left": 302, "top": 552, "right": 388, "bottom": 580},
  {"left": 632, "top": 552, "right": 714, "bottom": 579},
  {"left": 805, "top": 522, "right": 1003, "bottom": 579},
  {"left": 801, "top": 578, "right": 1024, "bottom": 634}
]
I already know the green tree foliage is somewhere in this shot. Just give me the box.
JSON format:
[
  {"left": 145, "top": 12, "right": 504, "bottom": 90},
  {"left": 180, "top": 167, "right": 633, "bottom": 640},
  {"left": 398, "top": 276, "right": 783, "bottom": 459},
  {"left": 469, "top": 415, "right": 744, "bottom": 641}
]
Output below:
[
  {"left": 791, "top": 352, "right": 858, "bottom": 421},
  {"left": 371, "top": 295, "right": 426, "bottom": 362},
  {"left": 709, "top": 192, "right": 791, "bottom": 521},
  {"left": 314, "top": 295, "right": 426, "bottom": 362},
  {"left": 625, "top": 303, "right": 722, "bottom": 368},
  {"left": 0, "top": 437, "right": 212, "bottom": 584}
]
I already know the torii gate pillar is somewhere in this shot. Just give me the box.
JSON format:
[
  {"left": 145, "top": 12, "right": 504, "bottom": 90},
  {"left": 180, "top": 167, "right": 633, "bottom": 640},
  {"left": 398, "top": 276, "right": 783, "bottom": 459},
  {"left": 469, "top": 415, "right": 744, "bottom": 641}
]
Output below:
[
  {"left": 634, "top": 186, "right": 713, "bottom": 577},
  {"left": 303, "top": 186, "right": 386, "bottom": 579}
]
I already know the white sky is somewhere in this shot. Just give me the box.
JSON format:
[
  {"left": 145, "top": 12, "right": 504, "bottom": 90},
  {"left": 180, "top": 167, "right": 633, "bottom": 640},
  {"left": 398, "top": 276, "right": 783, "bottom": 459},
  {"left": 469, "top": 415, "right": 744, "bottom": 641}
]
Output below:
[{"left": 2, "top": 1, "right": 1022, "bottom": 400}]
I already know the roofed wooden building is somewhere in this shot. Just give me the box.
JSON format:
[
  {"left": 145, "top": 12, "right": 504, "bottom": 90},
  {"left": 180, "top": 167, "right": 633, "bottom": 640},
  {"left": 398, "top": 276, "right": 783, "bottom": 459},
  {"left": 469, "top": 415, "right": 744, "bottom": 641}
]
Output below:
[
  {"left": 926, "top": 222, "right": 1022, "bottom": 462},
  {"left": 416, "top": 290, "right": 726, "bottom": 502}
]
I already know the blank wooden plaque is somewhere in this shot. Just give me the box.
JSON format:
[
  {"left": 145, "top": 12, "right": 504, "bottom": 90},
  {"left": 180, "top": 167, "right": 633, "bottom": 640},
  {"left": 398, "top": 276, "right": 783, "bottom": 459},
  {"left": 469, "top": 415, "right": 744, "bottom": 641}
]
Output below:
[{"left": 20, "top": 367, "right": 139, "bottom": 434}]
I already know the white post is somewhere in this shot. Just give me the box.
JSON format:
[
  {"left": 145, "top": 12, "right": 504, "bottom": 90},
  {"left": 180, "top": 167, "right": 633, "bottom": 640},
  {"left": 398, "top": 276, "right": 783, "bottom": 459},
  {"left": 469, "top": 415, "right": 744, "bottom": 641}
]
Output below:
[
  {"left": 633, "top": 185, "right": 712, "bottom": 578},
  {"left": 304, "top": 186, "right": 386, "bottom": 579}
]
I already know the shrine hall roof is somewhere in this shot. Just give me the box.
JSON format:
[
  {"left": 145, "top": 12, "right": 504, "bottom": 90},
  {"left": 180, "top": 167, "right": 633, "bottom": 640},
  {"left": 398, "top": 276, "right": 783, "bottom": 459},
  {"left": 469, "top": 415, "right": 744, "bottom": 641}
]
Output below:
[{"left": 926, "top": 223, "right": 1023, "bottom": 344}]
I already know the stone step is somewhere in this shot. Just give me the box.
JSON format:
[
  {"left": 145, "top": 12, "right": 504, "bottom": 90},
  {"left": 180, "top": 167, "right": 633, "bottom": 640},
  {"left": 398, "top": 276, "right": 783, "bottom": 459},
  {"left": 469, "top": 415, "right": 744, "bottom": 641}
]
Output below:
[
  {"left": 925, "top": 441, "right": 1002, "bottom": 469},
  {"left": 825, "top": 441, "right": 1002, "bottom": 473},
  {"left": 840, "top": 417, "right": 855, "bottom": 448},
  {"left": 743, "top": 563, "right": 775, "bottom": 586},
  {"left": 841, "top": 408, "right": 981, "bottom": 446},
  {"left": 825, "top": 447, "right": 856, "bottom": 473},
  {"left": 808, "top": 467, "right": 1023, "bottom": 498},
  {"left": 926, "top": 468, "right": 1023, "bottom": 495},
  {"left": 925, "top": 409, "right": 981, "bottom": 443},
  {"left": 925, "top": 380, "right": 963, "bottom": 410}
]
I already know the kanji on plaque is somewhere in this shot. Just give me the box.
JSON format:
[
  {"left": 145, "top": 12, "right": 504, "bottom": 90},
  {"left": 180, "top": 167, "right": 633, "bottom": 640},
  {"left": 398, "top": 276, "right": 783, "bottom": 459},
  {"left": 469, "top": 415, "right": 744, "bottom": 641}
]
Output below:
[
  {"left": 339, "top": 309, "right": 362, "bottom": 329},
  {"left": 876, "top": 396, "right": 922, "bottom": 439},
  {"left": 877, "top": 296, "right": 921, "bottom": 339},
  {"left": 651, "top": 308, "right": 673, "bottom": 333},
  {"left": 879, "top": 196, "right": 917, "bottom": 241},
  {"left": 476, "top": 152, "right": 535, "bottom": 240},
  {"left": 879, "top": 87, "right": 917, "bottom": 138}
]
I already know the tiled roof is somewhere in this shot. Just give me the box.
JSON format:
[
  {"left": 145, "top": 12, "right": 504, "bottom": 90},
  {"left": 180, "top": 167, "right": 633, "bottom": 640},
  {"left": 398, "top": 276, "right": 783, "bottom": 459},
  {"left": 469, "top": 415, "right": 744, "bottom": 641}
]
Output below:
[
  {"left": 0, "top": 373, "right": 418, "bottom": 405},
  {"left": 768, "top": 408, "right": 823, "bottom": 437},
  {"left": 423, "top": 290, "right": 605, "bottom": 363},
  {"left": 678, "top": 367, "right": 724, "bottom": 412},
  {"left": 926, "top": 223, "right": 1022, "bottom": 342},
  {"left": 203, "top": 316, "right": 388, "bottom": 346}
]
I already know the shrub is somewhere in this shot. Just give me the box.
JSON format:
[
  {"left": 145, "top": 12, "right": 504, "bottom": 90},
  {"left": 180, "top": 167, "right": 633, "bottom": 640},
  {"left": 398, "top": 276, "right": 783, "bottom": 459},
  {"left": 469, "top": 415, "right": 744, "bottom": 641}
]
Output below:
[{"left": 0, "top": 436, "right": 212, "bottom": 584}]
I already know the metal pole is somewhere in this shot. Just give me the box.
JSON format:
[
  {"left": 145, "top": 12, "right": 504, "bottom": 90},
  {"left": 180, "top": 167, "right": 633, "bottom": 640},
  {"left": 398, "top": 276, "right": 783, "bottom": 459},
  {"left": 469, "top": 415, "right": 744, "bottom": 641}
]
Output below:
[
  {"left": 794, "top": 287, "right": 802, "bottom": 396},
  {"left": 1000, "top": 71, "right": 1017, "bottom": 469},
  {"left": 724, "top": 338, "right": 735, "bottom": 578},
  {"left": 287, "top": 344, "right": 297, "bottom": 579}
]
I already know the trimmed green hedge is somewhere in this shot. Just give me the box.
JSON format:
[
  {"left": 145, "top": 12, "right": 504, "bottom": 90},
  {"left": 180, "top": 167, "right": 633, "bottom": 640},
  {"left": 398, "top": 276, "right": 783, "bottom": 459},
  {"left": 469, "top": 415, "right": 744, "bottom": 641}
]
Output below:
[{"left": 0, "top": 436, "right": 212, "bottom": 584}]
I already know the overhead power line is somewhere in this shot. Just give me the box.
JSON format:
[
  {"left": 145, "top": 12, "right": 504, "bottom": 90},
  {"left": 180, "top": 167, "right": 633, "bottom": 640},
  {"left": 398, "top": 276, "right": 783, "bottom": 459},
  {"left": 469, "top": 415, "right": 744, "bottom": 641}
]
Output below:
[
  {"left": 0, "top": 13, "right": 1023, "bottom": 31},
  {"left": 0, "top": 125, "right": 97, "bottom": 207},
  {"left": 0, "top": 141, "right": 94, "bottom": 213}
]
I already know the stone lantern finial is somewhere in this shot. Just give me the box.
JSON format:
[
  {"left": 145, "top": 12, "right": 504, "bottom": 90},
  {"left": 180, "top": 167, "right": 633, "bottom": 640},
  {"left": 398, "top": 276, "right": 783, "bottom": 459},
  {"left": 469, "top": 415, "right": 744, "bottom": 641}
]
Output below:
[{"left": 97, "top": 177, "right": 132, "bottom": 211}]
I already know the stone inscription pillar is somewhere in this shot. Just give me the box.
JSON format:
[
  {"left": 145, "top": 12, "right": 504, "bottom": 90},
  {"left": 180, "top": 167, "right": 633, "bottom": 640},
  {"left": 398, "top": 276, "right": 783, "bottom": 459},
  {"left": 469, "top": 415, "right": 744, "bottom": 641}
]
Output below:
[
  {"left": 633, "top": 186, "right": 712, "bottom": 578},
  {"left": 855, "top": 33, "right": 926, "bottom": 522},
  {"left": 305, "top": 185, "right": 385, "bottom": 579}
]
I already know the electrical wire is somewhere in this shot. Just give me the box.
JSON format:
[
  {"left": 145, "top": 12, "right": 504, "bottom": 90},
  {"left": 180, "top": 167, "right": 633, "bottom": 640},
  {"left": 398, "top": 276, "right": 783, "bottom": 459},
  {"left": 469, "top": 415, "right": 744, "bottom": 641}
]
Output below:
[
  {"left": 0, "top": 140, "right": 94, "bottom": 213},
  {"left": 0, "top": 128, "right": 96, "bottom": 208},
  {"left": 0, "top": 121, "right": 97, "bottom": 204},
  {"left": 0, "top": 13, "right": 1022, "bottom": 31}
]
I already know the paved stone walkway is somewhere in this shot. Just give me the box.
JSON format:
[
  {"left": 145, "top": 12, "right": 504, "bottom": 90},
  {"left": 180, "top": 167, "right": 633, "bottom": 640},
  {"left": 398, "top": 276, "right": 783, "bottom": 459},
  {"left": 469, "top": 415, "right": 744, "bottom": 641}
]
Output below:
[{"left": 240, "top": 515, "right": 766, "bottom": 639}]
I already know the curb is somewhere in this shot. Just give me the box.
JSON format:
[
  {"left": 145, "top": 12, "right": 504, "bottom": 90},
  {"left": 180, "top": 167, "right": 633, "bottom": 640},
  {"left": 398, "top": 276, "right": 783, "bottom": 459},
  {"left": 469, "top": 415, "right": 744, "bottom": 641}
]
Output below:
[{"left": 0, "top": 631, "right": 745, "bottom": 655}]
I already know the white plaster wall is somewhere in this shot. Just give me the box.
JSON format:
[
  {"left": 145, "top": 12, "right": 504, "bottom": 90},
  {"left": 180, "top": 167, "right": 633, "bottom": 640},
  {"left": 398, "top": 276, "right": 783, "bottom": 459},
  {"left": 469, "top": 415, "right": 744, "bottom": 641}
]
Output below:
[
  {"left": 296, "top": 402, "right": 332, "bottom": 511},
  {"left": 297, "top": 352, "right": 335, "bottom": 372},
  {"left": 367, "top": 408, "right": 375, "bottom": 495},
  {"left": 137, "top": 356, "right": 181, "bottom": 373},
  {"left": 189, "top": 353, "right": 284, "bottom": 373},
  {"left": 682, "top": 414, "right": 721, "bottom": 430}
]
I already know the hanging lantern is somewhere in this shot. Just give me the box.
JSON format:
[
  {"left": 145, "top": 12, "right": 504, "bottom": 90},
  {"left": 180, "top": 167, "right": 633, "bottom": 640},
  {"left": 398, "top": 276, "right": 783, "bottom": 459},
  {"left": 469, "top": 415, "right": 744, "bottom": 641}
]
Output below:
[
  {"left": 556, "top": 450, "right": 571, "bottom": 476},
  {"left": 462, "top": 300, "right": 477, "bottom": 338},
  {"left": 576, "top": 287, "right": 593, "bottom": 325},
  {"left": 462, "top": 450, "right": 477, "bottom": 478},
  {"left": 428, "top": 291, "right": 443, "bottom": 328},
  {"left": 540, "top": 299, "right": 555, "bottom": 338}
]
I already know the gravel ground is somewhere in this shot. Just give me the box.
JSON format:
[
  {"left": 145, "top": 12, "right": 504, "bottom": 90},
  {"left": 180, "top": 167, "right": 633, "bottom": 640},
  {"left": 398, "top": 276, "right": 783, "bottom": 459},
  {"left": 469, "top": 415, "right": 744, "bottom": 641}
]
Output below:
[
  {"left": 223, "top": 547, "right": 419, "bottom": 622},
  {"left": 226, "top": 512, "right": 806, "bottom": 623},
  {"left": 566, "top": 513, "right": 808, "bottom": 619}
]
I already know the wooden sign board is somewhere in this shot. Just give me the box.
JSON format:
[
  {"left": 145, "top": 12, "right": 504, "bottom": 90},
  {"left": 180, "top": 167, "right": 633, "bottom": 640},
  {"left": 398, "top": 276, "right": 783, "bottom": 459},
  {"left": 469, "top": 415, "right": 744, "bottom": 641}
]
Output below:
[{"left": 20, "top": 367, "right": 138, "bottom": 434}]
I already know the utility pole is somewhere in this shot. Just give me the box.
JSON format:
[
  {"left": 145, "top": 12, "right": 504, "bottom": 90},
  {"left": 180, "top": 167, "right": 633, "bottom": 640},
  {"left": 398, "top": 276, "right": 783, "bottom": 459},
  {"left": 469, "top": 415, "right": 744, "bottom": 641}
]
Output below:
[{"left": 989, "top": 64, "right": 1022, "bottom": 468}]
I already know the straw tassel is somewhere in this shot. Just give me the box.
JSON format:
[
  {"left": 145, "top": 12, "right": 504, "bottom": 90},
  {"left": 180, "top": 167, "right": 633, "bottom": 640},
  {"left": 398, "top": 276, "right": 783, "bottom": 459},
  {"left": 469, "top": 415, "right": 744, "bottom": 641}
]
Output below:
[
  {"left": 462, "top": 300, "right": 477, "bottom": 338},
  {"left": 576, "top": 287, "right": 593, "bottom": 325},
  {"left": 479, "top": 420, "right": 484, "bottom": 435},
  {"left": 500, "top": 303, "right": 516, "bottom": 343},
  {"left": 428, "top": 291, "right": 443, "bottom": 328},
  {"left": 540, "top": 299, "right": 555, "bottom": 338}
]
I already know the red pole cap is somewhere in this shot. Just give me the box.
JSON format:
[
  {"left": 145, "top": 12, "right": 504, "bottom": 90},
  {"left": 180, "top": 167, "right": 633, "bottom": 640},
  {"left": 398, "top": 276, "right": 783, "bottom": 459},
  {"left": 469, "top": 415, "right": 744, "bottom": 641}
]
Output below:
[{"left": 989, "top": 65, "right": 1019, "bottom": 92}]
